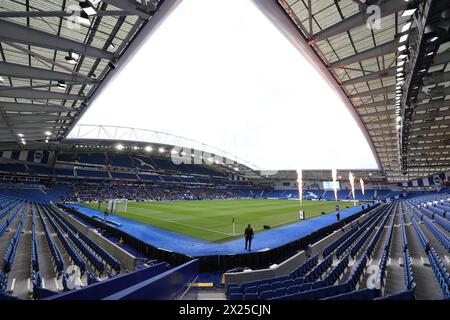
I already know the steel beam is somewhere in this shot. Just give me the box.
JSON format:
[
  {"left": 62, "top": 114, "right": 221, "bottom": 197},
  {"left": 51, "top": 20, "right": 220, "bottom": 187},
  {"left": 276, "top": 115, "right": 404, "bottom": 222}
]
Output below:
[
  {"left": 6, "top": 114, "right": 70, "bottom": 122},
  {"left": 0, "top": 20, "right": 114, "bottom": 60},
  {"left": 0, "top": 10, "right": 128, "bottom": 18},
  {"left": 363, "top": 117, "right": 396, "bottom": 125},
  {"left": 312, "top": 0, "right": 408, "bottom": 42},
  {"left": 423, "top": 86, "right": 450, "bottom": 99},
  {"left": 410, "top": 126, "right": 450, "bottom": 136},
  {"left": 354, "top": 99, "right": 396, "bottom": 109},
  {"left": 360, "top": 109, "right": 395, "bottom": 117},
  {"left": 413, "top": 109, "right": 450, "bottom": 120},
  {"left": 0, "top": 123, "right": 60, "bottom": 129},
  {"left": 0, "top": 61, "right": 95, "bottom": 83},
  {"left": 432, "top": 50, "right": 450, "bottom": 66},
  {"left": 0, "top": 102, "right": 71, "bottom": 113},
  {"left": 415, "top": 99, "right": 450, "bottom": 112},
  {"left": 412, "top": 119, "right": 450, "bottom": 129},
  {"left": 342, "top": 68, "right": 396, "bottom": 86},
  {"left": 422, "top": 71, "right": 450, "bottom": 86},
  {"left": 100, "top": 0, "right": 154, "bottom": 19},
  {"left": 0, "top": 88, "right": 84, "bottom": 100},
  {"left": 350, "top": 85, "right": 396, "bottom": 98},
  {"left": 331, "top": 40, "right": 398, "bottom": 67}
]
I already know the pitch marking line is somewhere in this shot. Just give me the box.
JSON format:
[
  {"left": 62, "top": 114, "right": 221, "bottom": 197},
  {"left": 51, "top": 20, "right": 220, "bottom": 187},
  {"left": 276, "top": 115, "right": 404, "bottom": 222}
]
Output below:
[{"left": 140, "top": 214, "right": 234, "bottom": 236}]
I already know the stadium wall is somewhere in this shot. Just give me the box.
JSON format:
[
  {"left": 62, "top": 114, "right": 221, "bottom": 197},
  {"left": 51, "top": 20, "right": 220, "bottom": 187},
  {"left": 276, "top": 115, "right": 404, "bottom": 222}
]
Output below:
[{"left": 103, "top": 259, "right": 199, "bottom": 300}]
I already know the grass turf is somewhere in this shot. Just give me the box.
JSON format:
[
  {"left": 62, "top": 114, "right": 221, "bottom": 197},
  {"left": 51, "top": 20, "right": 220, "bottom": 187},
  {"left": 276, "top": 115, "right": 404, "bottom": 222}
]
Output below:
[{"left": 83, "top": 199, "right": 361, "bottom": 243}]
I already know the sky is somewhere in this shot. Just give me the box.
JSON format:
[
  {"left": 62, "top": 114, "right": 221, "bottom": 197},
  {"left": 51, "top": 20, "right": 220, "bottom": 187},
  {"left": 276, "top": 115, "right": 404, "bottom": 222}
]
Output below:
[{"left": 76, "top": 0, "right": 378, "bottom": 171}]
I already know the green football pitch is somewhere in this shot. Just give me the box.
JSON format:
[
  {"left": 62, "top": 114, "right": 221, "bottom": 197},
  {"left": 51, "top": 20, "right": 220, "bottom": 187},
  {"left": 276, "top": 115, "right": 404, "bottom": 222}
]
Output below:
[{"left": 83, "top": 199, "right": 361, "bottom": 243}]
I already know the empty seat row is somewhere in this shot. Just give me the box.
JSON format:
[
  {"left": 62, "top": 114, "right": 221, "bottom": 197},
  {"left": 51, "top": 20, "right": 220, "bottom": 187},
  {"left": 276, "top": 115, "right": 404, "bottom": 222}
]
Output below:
[
  {"left": 227, "top": 255, "right": 320, "bottom": 298},
  {"left": 288, "top": 255, "right": 319, "bottom": 278},
  {"left": 231, "top": 253, "right": 351, "bottom": 301},
  {"left": 365, "top": 206, "right": 392, "bottom": 258},
  {"left": 3, "top": 210, "right": 26, "bottom": 272},
  {"left": 420, "top": 215, "right": 450, "bottom": 250},
  {"left": 31, "top": 269, "right": 42, "bottom": 299},
  {"left": 231, "top": 280, "right": 320, "bottom": 301},
  {"left": 407, "top": 208, "right": 429, "bottom": 251},
  {"left": 31, "top": 210, "right": 39, "bottom": 272},
  {"left": 427, "top": 248, "right": 450, "bottom": 298},
  {"left": 350, "top": 206, "right": 390, "bottom": 259},
  {"left": 45, "top": 207, "right": 86, "bottom": 274},
  {"left": 323, "top": 204, "right": 384, "bottom": 257},
  {"left": 0, "top": 200, "right": 22, "bottom": 220},
  {"left": 304, "top": 255, "right": 333, "bottom": 283},
  {"left": 314, "top": 254, "right": 350, "bottom": 289},
  {"left": 46, "top": 206, "right": 106, "bottom": 273},
  {"left": 50, "top": 207, "right": 120, "bottom": 273},
  {"left": 335, "top": 205, "right": 389, "bottom": 258},
  {"left": 376, "top": 215, "right": 395, "bottom": 288},
  {"left": 375, "top": 285, "right": 416, "bottom": 300},
  {"left": 400, "top": 210, "right": 415, "bottom": 291},
  {"left": 0, "top": 271, "right": 7, "bottom": 293},
  {"left": 323, "top": 288, "right": 381, "bottom": 300},
  {"left": 269, "top": 281, "right": 351, "bottom": 300},
  {"left": 434, "top": 214, "right": 450, "bottom": 233},
  {"left": 38, "top": 206, "right": 64, "bottom": 273}
]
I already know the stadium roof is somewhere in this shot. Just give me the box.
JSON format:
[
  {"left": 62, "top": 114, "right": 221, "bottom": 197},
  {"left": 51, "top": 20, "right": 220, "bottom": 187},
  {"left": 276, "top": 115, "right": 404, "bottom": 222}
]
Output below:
[
  {"left": 268, "top": 0, "right": 450, "bottom": 182},
  {"left": 0, "top": 0, "right": 449, "bottom": 182},
  {"left": 0, "top": 0, "right": 179, "bottom": 145}
]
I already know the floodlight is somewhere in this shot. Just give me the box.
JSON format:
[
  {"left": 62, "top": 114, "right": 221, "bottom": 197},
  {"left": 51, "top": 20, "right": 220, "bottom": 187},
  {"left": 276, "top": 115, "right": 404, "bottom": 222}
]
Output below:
[
  {"left": 115, "top": 144, "right": 124, "bottom": 150},
  {"left": 17, "top": 133, "right": 24, "bottom": 137},
  {"left": 44, "top": 131, "right": 52, "bottom": 136},
  {"left": 158, "top": 147, "right": 165, "bottom": 153},
  {"left": 65, "top": 50, "right": 79, "bottom": 65},
  {"left": 401, "top": 22, "right": 412, "bottom": 33},
  {"left": 398, "top": 45, "right": 407, "bottom": 52},
  {"left": 144, "top": 146, "right": 153, "bottom": 152},
  {"left": 399, "top": 34, "right": 408, "bottom": 43},
  {"left": 77, "top": 11, "right": 91, "bottom": 27},
  {"left": 79, "top": 1, "right": 97, "bottom": 16},
  {"left": 57, "top": 81, "right": 67, "bottom": 90},
  {"left": 402, "top": 9, "right": 416, "bottom": 17}
]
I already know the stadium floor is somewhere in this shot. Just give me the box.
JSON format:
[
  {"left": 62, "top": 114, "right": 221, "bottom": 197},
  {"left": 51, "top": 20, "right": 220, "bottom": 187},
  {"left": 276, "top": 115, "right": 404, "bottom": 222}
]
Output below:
[{"left": 69, "top": 203, "right": 365, "bottom": 256}]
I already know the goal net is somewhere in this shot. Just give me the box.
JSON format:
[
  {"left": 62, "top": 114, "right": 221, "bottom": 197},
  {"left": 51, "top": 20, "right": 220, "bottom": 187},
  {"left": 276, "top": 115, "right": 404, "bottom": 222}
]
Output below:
[{"left": 106, "top": 198, "right": 128, "bottom": 213}]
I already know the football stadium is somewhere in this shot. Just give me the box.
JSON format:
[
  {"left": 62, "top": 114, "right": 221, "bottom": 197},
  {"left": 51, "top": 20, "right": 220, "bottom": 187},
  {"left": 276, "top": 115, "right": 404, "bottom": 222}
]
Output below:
[{"left": 0, "top": 0, "right": 449, "bottom": 307}]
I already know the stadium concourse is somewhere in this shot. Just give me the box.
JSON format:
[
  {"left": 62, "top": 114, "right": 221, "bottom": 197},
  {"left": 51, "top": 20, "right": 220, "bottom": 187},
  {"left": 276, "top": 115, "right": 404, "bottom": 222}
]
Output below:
[{"left": 0, "top": 0, "right": 449, "bottom": 304}]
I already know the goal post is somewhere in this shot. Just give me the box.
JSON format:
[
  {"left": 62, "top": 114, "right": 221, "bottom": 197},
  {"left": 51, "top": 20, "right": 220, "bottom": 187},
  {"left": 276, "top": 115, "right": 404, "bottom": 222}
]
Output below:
[{"left": 106, "top": 198, "right": 128, "bottom": 214}]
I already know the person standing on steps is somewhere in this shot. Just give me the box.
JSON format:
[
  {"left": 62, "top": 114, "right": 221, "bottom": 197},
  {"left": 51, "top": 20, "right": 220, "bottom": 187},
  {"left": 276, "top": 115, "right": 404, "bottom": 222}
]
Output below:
[{"left": 244, "top": 224, "right": 254, "bottom": 251}]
